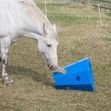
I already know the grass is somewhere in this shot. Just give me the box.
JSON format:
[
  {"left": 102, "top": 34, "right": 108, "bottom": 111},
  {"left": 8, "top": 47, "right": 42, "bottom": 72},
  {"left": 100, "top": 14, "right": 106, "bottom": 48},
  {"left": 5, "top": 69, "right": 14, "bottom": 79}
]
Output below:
[{"left": 0, "top": 3, "right": 111, "bottom": 111}]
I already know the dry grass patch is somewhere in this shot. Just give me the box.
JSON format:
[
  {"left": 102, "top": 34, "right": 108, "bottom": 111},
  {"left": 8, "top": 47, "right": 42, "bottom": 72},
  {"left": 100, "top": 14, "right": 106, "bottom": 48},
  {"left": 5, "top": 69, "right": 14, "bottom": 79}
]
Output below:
[{"left": 0, "top": 3, "right": 111, "bottom": 111}]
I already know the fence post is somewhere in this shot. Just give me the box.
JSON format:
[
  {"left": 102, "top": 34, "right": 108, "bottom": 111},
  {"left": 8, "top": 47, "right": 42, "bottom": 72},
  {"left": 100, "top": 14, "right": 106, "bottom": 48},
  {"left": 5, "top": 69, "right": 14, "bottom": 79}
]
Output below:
[
  {"left": 98, "top": 4, "right": 103, "bottom": 26},
  {"left": 77, "top": 0, "right": 79, "bottom": 7},
  {"left": 45, "top": 2, "right": 47, "bottom": 16}
]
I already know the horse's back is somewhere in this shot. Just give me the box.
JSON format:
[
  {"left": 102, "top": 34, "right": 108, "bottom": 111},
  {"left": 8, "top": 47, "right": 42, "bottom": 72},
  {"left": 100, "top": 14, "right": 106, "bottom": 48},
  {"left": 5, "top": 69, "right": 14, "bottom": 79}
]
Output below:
[{"left": 0, "top": 0, "right": 24, "bottom": 37}]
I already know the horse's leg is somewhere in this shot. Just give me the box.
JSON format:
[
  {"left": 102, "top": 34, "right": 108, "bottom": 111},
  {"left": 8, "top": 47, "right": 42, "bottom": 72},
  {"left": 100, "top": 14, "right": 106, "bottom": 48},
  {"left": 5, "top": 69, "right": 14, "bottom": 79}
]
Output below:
[
  {"left": 0, "top": 44, "right": 1, "bottom": 62},
  {"left": 0, "top": 53, "right": 1, "bottom": 62},
  {"left": 1, "top": 38, "right": 13, "bottom": 85}
]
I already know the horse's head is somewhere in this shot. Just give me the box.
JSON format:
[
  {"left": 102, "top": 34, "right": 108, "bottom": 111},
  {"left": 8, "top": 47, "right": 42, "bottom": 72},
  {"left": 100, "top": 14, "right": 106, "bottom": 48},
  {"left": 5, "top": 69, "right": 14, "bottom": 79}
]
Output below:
[{"left": 38, "top": 23, "right": 59, "bottom": 71}]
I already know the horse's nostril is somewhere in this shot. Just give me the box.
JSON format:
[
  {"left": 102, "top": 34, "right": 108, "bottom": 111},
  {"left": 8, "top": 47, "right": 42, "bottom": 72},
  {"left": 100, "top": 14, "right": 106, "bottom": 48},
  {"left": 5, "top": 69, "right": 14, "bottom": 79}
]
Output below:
[
  {"left": 50, "top": 65, "right": 54, "bottom": 70},
  {"left": 51, "top": 65, "right": 53, "bottom": 68}
]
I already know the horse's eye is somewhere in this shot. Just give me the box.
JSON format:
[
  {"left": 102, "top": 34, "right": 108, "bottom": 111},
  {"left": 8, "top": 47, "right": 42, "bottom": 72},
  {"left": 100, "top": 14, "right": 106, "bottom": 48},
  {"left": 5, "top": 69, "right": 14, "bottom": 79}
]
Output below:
[{"left": 47, "top": 44, "right": 52, "bottom": 47}]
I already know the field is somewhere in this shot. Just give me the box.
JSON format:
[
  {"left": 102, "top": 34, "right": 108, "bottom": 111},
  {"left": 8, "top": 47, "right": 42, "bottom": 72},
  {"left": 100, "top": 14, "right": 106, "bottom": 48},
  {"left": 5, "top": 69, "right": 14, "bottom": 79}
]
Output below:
[{"left": 0, "top": 1, "right": 111, "bottom": 111}]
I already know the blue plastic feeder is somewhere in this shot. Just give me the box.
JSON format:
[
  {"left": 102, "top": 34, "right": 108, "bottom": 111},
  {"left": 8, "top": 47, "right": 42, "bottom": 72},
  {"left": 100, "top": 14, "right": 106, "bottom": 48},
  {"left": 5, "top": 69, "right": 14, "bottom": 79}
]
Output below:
[{"left": 53, "top": 58, "right": 95, "bottom": 91}]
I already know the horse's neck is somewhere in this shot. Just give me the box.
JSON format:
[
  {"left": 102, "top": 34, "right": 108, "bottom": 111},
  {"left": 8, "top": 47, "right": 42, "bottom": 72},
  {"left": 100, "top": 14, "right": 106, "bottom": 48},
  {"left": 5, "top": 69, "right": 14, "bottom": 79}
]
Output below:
[{"left": 19, "top": 0, "right": 52, "bottom": 36}]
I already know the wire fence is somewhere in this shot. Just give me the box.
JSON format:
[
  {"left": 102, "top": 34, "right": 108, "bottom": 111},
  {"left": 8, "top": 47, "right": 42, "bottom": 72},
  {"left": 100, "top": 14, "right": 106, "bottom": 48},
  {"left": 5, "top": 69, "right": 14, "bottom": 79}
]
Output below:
[
  {"left": 38, "top": 0, "right": 111, "bottom": 9},
  {"left": 38, "top": 2, "right": 110, "bottom": 25}
]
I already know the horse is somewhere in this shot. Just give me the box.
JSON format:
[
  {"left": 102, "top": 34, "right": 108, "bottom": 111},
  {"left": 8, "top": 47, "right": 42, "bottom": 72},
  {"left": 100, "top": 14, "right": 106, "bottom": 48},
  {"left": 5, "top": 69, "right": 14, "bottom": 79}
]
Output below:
[{"left": 0, "top": 0, "right": 64, "bottom": 85}]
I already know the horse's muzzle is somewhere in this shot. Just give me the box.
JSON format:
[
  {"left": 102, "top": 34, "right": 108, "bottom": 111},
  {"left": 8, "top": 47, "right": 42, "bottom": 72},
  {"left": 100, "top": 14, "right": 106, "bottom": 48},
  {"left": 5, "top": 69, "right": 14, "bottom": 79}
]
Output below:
[{"left": 49, "top": 65, "right": 55, "bottom": 71}]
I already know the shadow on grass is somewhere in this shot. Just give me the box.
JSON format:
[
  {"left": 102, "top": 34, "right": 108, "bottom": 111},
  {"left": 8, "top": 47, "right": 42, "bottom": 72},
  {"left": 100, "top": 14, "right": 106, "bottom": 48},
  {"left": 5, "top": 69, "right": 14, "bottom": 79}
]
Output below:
[{"left": 7, "top": 66, "right": 54, "bottom": 87}]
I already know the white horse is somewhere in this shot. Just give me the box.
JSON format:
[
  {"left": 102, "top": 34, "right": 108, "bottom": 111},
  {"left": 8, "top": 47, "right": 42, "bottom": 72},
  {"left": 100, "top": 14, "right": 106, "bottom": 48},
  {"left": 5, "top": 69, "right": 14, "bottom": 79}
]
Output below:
[{"left": 0, "top": 0, "right": 64, "bottom": 85}]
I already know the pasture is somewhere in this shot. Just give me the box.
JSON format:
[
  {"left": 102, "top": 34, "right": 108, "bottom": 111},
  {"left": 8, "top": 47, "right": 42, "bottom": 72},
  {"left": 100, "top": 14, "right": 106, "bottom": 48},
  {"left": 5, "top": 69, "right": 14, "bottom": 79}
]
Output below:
[{"left": 0, "top": 1, "right": 111, "bottom": 111}]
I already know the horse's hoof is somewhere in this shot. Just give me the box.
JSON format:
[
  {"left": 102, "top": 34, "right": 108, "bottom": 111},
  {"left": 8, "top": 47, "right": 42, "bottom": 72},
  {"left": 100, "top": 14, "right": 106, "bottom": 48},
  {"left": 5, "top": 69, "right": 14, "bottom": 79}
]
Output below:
[{"left": 4, "top": 79, "right": 14, "bottom": 85}]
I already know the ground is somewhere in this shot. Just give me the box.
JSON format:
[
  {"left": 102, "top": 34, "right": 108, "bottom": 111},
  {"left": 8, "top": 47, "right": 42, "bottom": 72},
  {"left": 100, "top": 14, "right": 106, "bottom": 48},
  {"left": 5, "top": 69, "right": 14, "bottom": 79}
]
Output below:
[{"left": 0, "top": 2, "right": 111, "bottom": 111}]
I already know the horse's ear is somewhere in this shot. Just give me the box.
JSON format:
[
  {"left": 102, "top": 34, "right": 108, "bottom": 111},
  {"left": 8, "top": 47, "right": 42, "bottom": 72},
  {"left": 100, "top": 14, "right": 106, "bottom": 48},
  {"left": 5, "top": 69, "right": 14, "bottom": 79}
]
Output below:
[
  {"left": 43, "top": 23, "right": 47, "bottom": 35},
  {"left": 53, "top": 24, "right": 57, "bottom": 33}
]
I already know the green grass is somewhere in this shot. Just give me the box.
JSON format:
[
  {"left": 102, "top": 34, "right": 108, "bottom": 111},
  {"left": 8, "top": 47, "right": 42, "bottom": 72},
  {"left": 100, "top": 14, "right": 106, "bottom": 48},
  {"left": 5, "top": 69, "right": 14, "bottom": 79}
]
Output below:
[
  {"left": 48, "top": 13, "right": 98, "bottom": 26},
  {"left": 0, "top": 3, "right": 111, "bottom": 111}
]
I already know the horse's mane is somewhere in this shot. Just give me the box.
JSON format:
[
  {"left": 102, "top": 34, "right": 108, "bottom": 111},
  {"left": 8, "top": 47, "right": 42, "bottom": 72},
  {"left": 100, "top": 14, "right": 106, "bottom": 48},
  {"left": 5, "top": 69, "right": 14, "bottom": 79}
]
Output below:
[
  {"left": 17, "top": 0, "right": 52, "bottom": 30},
  {"left": 18, "top": 0, "right": 35, "bottom": 8}
]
